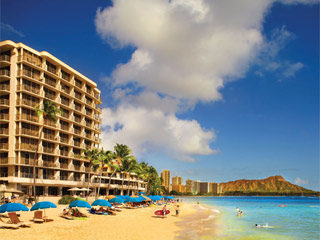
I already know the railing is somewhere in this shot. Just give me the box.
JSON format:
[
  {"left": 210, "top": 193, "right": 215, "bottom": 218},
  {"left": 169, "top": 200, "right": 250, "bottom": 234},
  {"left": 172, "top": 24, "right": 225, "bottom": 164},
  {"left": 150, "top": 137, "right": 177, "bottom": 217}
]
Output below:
[
  {"left": 20, "top": 143, "right": 37, "bottom": 151},
  {"left": 74, "top": 105, "right": 82, "bottom": 112},
  {"left": 61, "top": 72, "right": 70, "bottom": 81},
  {"left": 86, "top": 99, "right": 92, "bottom": 105},
  {"left": 20, "top": 172, "right": 33, "bottom": 178},
  {"left": 0, "top": 157, "right": 8, "bottom": 164},
  {"left": 45, "top": 78, "right": 56, "bottom": 87},
  {"left": 75, "top": 81, "right": 82, "bottom": 89},
  {"left": 43, "top": 147, "right": 55, "bottom": 154},
  {"left": 74, "top": 116, "right": 82, "bottom": 122},
  {"left": 85, "top": 133, "right": 91, "bottom": 138},
  {"left": 43, "top": 175, "right": 55, "bottom": 180},
  {"left": 20, "top": 158, "right": 37, "bottom": 165},
  {"left": 60, "top": 163, "right": 69, "bottom": 169},
  {"left": 42, "top": 161, "right": 57, "bottom": 167},
  {"left": 61, "top": 98, "right": 70, "bottom": 106},
  {"left": 74, "top": 129, "right": 81, "bottom": 135},
  {"left": 18, "top": 84, "right": 40, "bottom": 94},
  {"left": 85, "top": 122, "right": 92, "bottom": 128},
  {"left": 0, "top": 128, "right": 8, "bottom": 135},
  {"left": 44, "top": 133, "right": 55, "bottom": 140},
  {"left": 74, "top": 165, "right": 81, "bottom": 171},
  {"left": 61, "top": 85, "right": 71, "bottom": 94},
  {"left": 19, "top": 98, "right": 38, "bottom": 107},
  {"left": 60, "top": 175, "right": 69, "bottom": 180},
  {"left": 60, "top": 124, "right": 69, "bottom": 131},
  {"left": 0, "top": 113, "right": 9, "bottom": 120},
  {"left": 0, "top": 55, "right": 10, "bottom": 62},
  {"left": 19, "top": 55, "right": 41, "bottom": 67},
  {"left": 60, "top": 137, "right": 69, "bottom": 144},
  {"left": 0, "top": 69, "right": 10, "bottom": 77},
  {"left": 74, "top": 141, "right": 81, "bottom": 147},
  {"left": 47, "top": 65, "right": 56, "bottom": 75},
  {"left": 45, "top": 92, "right": 56, "bottom": 100},
  {"left": 60, "top": 150, "right": 69, "bottom": 157},
  {"left": 73, "top": 154, "right": 82, "bottom": 159},
  {"left": 61, "top": 112, "right": 69, "bottom": 119},
  {"left": 18, "top": 113, "right": 38, "bottom": 122},
  {"left": 20, "top": 128, "right": 38, "bottom": 137},
  {"left": 75, "top": 92, "right": 82, "bottom": 100},
  {"left": 44, "top": 119, "right": 56, "bottom": 127},
  {"left": 0, "top": 99, "right": 9, "bottom": 105},
  {"left": 20, "top": 69, "right": 40, "bottom": 80},
  {"left": 0, "top": 84, "right": 9, "bottom": 91}
]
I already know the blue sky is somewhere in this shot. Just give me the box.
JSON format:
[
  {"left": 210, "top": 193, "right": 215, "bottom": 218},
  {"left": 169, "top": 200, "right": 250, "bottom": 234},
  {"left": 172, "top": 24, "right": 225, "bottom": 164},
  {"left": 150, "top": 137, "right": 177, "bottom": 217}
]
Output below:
[{"left": 1, "top": 0, "right": 319, "bottom": 190}]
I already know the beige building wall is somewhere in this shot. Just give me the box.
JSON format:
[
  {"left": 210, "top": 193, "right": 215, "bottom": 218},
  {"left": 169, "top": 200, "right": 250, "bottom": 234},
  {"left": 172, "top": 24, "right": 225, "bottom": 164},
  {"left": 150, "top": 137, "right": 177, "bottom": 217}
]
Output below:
[
  {"left": 0, "top": 40, "right": 146, "bottom": 196},
  {"left": 161, "top": 169, "right": 170, "bottom": 190}
]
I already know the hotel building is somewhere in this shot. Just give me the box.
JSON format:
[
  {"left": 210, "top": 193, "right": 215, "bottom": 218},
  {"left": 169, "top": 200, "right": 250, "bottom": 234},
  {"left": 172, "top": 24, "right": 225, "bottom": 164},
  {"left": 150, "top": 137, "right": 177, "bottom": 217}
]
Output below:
[
  {"left": 160, "top": 169, "right": 170, "bottom": 190},
  {"left": 0, "top": 40, "right": 146, "bottom": 196}
]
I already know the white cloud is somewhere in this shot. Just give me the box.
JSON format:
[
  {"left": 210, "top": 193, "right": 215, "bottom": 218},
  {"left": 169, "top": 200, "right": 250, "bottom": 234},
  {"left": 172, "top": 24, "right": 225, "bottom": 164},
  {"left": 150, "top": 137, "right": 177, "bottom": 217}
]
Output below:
[
  {"left": 1, "top": 22, "right": 25, "bottom": 38},
  {"left": 282, "top": 62, "right": 304, "bottom": 78},
  {"left": 95, "top": 0, "right": 315, "bottom": 162},
  {"left": 294, "top": 177, "right": 309, "bottom": 185},
  {"left": 100, "top": 105, "right": 216, "bottom": 162}
]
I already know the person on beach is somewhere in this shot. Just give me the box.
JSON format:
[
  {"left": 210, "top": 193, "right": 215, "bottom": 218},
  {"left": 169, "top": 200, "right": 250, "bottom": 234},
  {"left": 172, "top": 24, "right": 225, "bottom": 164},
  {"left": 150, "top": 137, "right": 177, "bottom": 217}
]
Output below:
[
  {"left": 162, "top": 205, "right": 167, "bottom": 216},
  {"left": 176, "top": 204, "right": 180, "bottom": 216}
]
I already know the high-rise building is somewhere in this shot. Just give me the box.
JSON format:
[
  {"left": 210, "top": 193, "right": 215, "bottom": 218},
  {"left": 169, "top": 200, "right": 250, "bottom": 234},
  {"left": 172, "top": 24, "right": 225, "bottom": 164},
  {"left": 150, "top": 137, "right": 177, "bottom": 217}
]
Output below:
[
  {"left": 185, "top": 179, "right": 194, "bottom": 193},
  {"left": 193, "top": 180, "right": 200, "bottom": 194},
  {"left": 200, "top": 182, "right": 210, "bottom": 194},
  {"left": 161, "top": 169, "right": 170, "bottom": 190},
  {"left": 172, "top": 176, "right": 183, "bottom": 186},
  {"left": 0, "top": 40, "right": 146, "bottom": 196}
]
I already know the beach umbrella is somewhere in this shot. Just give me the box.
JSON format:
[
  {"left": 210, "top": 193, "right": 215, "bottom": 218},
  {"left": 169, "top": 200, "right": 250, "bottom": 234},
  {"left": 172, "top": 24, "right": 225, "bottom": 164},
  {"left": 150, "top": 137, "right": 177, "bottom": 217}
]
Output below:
[
  {"left": 109, "top": 197, "right": 124, "bottom": 203},
  {"left": 140, "top": 195, "right": 151, "bottom": 201},
  {"left": 92, "top": 199, "right": 112, "bottom": 207},
  {"left": 30, "top": 201, "right": 57, "bottom": 221},
  {"left": 0, "top": 203, "right": 29, "bottom": 213},
  {"left": 80, "top": 188, "right": 91, "bottom": 192},
  {"left": 139, "top": 192, "right": 145, "bottom": 195},
  {"left": 105, "top": 195, "right": 116, "bottom": 200},
  {"left": 68, "top": 187, "right": 81, "bottom": 191},
  {"left": 164, "top": 196, "right": 175, "bottom": 200},
  {"left": 69, "top": 200, "right": 91, "bottom": 209}
]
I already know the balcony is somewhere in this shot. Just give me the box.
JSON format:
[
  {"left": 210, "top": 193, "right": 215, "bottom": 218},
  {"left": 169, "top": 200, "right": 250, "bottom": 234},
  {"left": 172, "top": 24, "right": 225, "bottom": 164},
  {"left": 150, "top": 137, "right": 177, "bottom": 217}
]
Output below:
[
  {"left": 45, "top": 78, "right": 56, "bottom": 87},
  {"left": 20, "top": 143, "right": 37, "bottom": 151},
  {"left": 74, "top": 165, "right": 81, "bottom": 171},
  {"left": 0, "top": 84, "right": 9, "bottom": 91},
  {"left": 0, "top": 55, "right": 10, "bottom": 62},
  {"left": 0, "top": 128, "right": 8, "bottom": 135},
  {"left": 86, "top": 99, "right": 93, "bottom": 106},
  {"left": 74, "top": 104, "right": 82, "bottom": 112},
  {"left": 60, "top": 163, "right": 69, "bottom": 169},
  {"left": 47, "top": 65, "right": 57, "bottom": 75},
  {"left": 60, "top": 137, "right": 69, "bottom": 144},
  {"left": 0, "top": 143, "right": 8, "bottom": 150},
  {"left": 61, "top": 85, "right": 71, "bottom": 94},
  {"left": 74, "top": 92, "right": 82, "bottom": 100},
  {"left": 44, "top": 133, "right": 55, "bottom": 141},
  {"left": 0, "top": 69, "right": 10, "bottom": 77},
  {"left": 43, "top": 147, "right": 55, "bottom": 154},
  {"left": 44, "top": 92, "right": 56, "bottom": 101},
  {"left": 60, "top": 150, "right": 69, "bottom": 157},
  {"left": 74, "top": 141, "right": 81, "bottom": 147},
  {"left": 20, "top": 128, "right": 38, "bottom": 137},
  {"left": 0, "top": 157, "right": 8, "bottom": 164},
  {"left": 18, "top": 113, "right": 38, "bottom": 123},
  {"left": 60, "top": 112, "right": 69, "bottom": 119},
  {"left": 85, "top": 122, "right": 92, "bottom": 128},
  {"left": 73, "top": 128, "right": 81, "bottom": 135},
  {"left": 20, "top": 158, "right": 37, "bottom": 165},
  {"left": 74, "top": 116, "right": 82, "bottom": 123},
  {"left": 0, "top": 99, "right": 9, "bottom": 106},
  {"left": 19, "top": 69, "right": 40, "bottom": 81},
  {"left": 44, "top": 119, "right": 56, "bottom": 127},
  {"left": 60, "top": 98, "right": 70, "bottom": 107},
  {"left": 18, "top": 84, "right": 40, "bottom": 94},
  {"left": 60, "top": 124, "right": 69, "bottom": 131},
  {"left": 43, "top": 175, "right": 55, "bottom": 180},
  {"left": 75, "top": 81, "right": 82, "bottom": 89},
  {"left": 61, "top": 71, "right": 70, "bottom": 81},
  {"left": 18, "top": 55, "right": 41, "bottom": 67},
  {"left": 60, "top": 175, "right": 69, "bottom": 181},
  {"left": 18, "top": 98, "right": 39, "bottom": 108}
]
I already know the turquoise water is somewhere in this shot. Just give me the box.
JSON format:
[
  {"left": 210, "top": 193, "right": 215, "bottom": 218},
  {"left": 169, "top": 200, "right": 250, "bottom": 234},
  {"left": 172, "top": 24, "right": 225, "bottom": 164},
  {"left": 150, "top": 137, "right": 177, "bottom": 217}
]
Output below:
[{"left": 181, "top": 196, "right": 320, "bottom": 240}]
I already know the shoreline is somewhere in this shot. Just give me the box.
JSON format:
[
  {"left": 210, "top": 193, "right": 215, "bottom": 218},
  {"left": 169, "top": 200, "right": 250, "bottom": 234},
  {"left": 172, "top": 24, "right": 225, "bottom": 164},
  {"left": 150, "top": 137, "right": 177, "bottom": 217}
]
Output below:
[{"left": 1, "top": 202, "right": 202, "bottom": 240}]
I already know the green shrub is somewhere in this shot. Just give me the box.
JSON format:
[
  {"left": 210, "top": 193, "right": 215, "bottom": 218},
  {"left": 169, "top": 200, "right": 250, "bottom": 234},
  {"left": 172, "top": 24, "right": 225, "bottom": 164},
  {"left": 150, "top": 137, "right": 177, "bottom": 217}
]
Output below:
[{"left": 58, "top": 195, "right": 76, "bottom": 204}]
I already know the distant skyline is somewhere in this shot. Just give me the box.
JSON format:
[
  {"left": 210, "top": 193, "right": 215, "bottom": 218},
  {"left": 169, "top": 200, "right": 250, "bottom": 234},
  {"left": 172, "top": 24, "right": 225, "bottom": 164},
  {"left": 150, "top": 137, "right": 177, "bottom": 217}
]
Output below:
[{"left": 1, "top": 0, "right": 319, "bottom": 190}]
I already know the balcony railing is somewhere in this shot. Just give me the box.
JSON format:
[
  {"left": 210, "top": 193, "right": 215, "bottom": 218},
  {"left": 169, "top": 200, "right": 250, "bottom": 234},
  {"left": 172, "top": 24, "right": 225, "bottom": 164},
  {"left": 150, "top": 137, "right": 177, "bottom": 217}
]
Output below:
[
  {"left": 60, "top": 163, "right": 69, "bottom": 169},
  {"left": 45, "top": 92, "right": 56, "bottom": 100},
  {"left": 74, "top": 92, "right": 82, "bottom": 100},
  {"left": 74, "top": 116, "right": 81, "bottom": 123},
  {"left": 0, "top": 128, "right": 8, "bottom": 135},
  {"left": 0, "top": 114, "right": 9, "bottom": 120},
  {"left": 20, "top": 69, "right": 40, "bottom": 81},
  {"left": 0, "top": 55, "right": 10, "bottom": 62},
  {"left": 42, "top": 161, "right": 57, "bottom": 168},
  {"left": 44, "top": 119, "right": 56, "bottom": 127},
  {"left": 18, "top": 84, "right": 40, "bottom": 94},
  {"left": 74, "top": 141, "right": 81, "bottom": 147},
  {"left": 20, "top": 172, "right": 33, "bottom": 178},
  {"left": 60, "top": 137, "right": 69, "bottom": 144},
  {"left": 75, "top": 81, "right": 82, "bottom": 89},
  {"left": 61, "top": 85, "right": 71, "bottom": 94},
  {"left": 60, "top": 150, "right": 69, "bottom": 157},
  {"left": 43, "top": 175, "right": 55, "bottom": 180},
  {"left": 61, "top": 112, "right": 69, "bottom": 119},
  {"left": 43, "top": 147, "right": 55, "bottom": 154},
  {"left": 60, "top": 175, "right": 69, "bottom": 180},
  {"left": 74, "top": 105, "right": 82, "bottom": 112},
  {"left": 0, "top": 99, "right": 9, "bottom": 105},
  {"left": 86, "top": 99, "right": 93, "bottom": 105},
  {"left": 45, "top": 78, "right": 56, "bottom": 87},
  {"left": 18, "top": 113, "right": 38, "bottom": 122},
  {"left": 85, "top": 122, "right": 92, "bottom": 128},
  {"left": 47, "top": 65, "right": 56, "bottom": 75},
  {"left": 74, "top": 129, "right": 81, "bottom": 135},
  {"left": 18, "top": 98, "right": 38, "bottom": 107},
  {"left": 0, "top": 157, "right": 8, "bottom": 164},
  {"left": 20, "top": 158, "right": 37, "bottom": 165},
  {"left": 20, "top": 128, "right": 38, "bottom": 137},
  {"left": 20, "top": 143, "right": 37, "bottom": 151},
  {"left": 44, "top": 133, "right": 55, "bottom": 140},
  {"left": 0, "top": 69, "right": 10, "bottom": 77},
  {"left": 0, "top": 143, "right": 8, "bottom": 150},
  {"left": 0, "top": 84, "right": 9, "bottom": 91},
  {"left": 60, "top": 124, "right": 69, "bottom": 131},
  {"left": 19, "top": 55, "right": 41, "bottom": 67},
  {"left": 61, "top": 98, "right": 69, "bottom": 106}
]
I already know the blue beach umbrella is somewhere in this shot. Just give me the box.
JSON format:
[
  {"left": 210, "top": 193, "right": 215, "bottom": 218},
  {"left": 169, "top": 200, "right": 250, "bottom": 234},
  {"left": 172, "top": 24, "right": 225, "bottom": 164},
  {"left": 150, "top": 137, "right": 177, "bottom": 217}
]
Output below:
[
  {"left": 109, "top": 197, "right": 124, "bottom": 204},
  {"left": 69, "top": 200, "right": 91, "bottom": 209},
  {"left": 30, "top": 201, "right": 57, "bottom": 211},
  {"left": 0, "top": 203, "right": 29, "bottom": 213},
  {"left": 92, "top": 199, "right": 112, "bottom": 207}
]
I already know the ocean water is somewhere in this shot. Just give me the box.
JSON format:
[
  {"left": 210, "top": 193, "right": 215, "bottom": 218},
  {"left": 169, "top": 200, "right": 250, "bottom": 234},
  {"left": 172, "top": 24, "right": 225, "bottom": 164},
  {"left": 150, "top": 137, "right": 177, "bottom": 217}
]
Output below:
[{"left": 179, "top": 196, "right": 320, "bottom": 240}]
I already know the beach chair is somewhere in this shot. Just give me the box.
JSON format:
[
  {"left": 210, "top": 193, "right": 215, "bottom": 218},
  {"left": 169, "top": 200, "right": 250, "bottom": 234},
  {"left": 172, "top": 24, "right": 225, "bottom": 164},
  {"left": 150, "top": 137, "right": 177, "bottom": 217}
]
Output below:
[
  {"left": 0, "top": 217, "right": 19, "bottom": 229},
  {"left": 8, "top": 212, "right": 31, "bottom": 227},
  {"left": 33, "top": 211, "right": 44, "bottom": 223}
]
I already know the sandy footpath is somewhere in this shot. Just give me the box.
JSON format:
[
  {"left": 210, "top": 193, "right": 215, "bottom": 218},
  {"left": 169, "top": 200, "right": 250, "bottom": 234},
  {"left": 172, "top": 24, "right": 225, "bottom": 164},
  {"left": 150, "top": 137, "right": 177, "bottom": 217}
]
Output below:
[{"left": 1, "top": 202, "right": 196, "bottom": 240}]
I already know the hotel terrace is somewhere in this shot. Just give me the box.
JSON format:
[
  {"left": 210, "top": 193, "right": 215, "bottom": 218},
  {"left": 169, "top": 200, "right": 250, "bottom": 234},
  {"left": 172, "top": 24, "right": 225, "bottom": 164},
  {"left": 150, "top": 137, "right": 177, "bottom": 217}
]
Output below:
[{"left": 0, "top": 40, "right": 146, "bottom": 197}]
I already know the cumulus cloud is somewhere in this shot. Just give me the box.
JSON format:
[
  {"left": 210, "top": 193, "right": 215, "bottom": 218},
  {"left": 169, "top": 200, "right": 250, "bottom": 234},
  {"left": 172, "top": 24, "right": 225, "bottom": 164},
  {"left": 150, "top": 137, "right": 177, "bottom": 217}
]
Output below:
[
  {"left": 100, "top": 105, "right": 216, "bottom": 162},
  {"left": 294, "top": 177, "right": 309, "bottom": 185},
  {"left": 95, "top": 0, "right": 314, "bottom": 162}
]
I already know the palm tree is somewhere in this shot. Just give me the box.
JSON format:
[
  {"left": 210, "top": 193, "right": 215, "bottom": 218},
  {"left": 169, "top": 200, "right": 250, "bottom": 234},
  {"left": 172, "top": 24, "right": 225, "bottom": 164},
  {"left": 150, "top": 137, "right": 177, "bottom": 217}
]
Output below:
[
  {"left": 33, "top": 99, "right": 60, "bottom": 202},
  {"left": 95, "top": 149, "right": 112, "bottom": 199},
  {"left": 118, "top": 156, "right": 137, "bottom": 195},
  {"left": 105, "top": 158, "right": 120, "bottom": 196},
  {"left": 83, "top": 147, "right": 99, "bottom": 201}
]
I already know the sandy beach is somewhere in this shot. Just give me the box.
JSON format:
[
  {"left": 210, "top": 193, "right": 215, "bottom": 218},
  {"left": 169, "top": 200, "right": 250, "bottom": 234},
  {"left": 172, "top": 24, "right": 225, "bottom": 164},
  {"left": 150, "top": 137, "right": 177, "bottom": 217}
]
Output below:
[{"left": 1, "top": 202, "right": 198, "bottom": 240}]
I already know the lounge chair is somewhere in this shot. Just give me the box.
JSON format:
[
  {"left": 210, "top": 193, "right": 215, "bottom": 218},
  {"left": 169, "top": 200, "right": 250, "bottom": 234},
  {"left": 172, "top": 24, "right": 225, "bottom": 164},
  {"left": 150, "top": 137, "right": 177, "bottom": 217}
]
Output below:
[
  {"left": 0, "top": 217, "right": 19, "bottom": 229},
  {"left": 33, "top": 211, "right": 44, "bottom": 223},
  {"left": 8, "top": 212, "right": 31, "bottom": 227}
]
